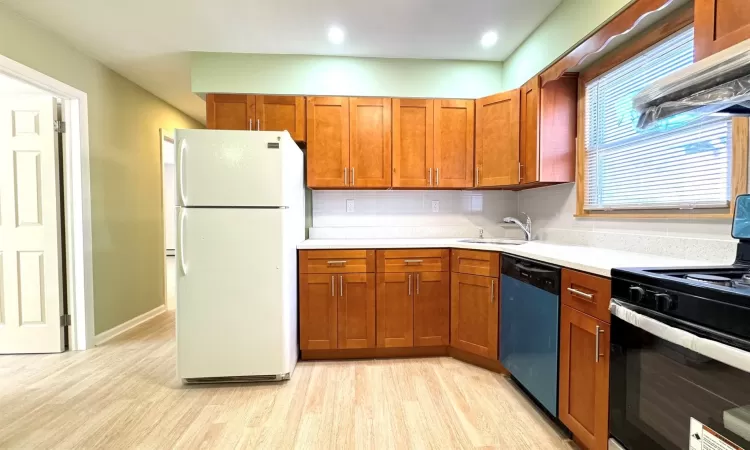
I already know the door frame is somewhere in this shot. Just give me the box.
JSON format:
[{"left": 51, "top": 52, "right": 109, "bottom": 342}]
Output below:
[{"left": 0, "top": 54, "right": 94, "bottom": 351}]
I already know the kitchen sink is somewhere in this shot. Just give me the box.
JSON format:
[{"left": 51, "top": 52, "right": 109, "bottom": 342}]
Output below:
[{"left": 459, "top": 238, "right": 528, "bottom": 245}]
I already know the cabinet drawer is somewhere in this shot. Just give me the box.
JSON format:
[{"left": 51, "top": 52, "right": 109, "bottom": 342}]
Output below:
[
  {"left": 299, "top": 250, "right": 375, "bottom": 274},
  {"left": 451, "top": 249, "right": 500, "bottom": 277},
  {"left": 561, "top": 269, "right": 611, "bottom": 323},
  {"left": 376, "top": 249, "right": 449, "bottom": 273}
]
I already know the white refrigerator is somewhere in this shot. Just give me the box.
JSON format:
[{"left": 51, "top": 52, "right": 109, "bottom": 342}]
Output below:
[{"left": 174, "top": 129, "right": 304, "bottom": 382}]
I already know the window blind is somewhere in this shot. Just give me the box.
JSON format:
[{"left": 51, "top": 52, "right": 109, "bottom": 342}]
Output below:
[{"left": 584, "top": 27, "right": 733, "bottom": 211}]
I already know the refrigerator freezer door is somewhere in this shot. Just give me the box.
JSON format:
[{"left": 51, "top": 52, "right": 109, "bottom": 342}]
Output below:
[
  {"left": 175, "top": 129, "right": 301, "bottom": 208},
  {"left": 176, "top": 207, "right": 298, "bottom": 380}
]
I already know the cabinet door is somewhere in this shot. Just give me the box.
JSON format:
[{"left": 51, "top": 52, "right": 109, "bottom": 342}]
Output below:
[
  {"left": 299, "top": 274, "right": 338, "bottom": 350},
  {"left": 475, "top": 90, "right": 520, "bottom": 187},
  {"left": 206, "top": 94, "right": 254, "bottom": 130},
  {"left": 450, "top": 273, "right": 499, "bottom": 358},
  {"left": 695, "top": 0, "right": 750, "bottom": 60},
  {"left": 559, "top": 306, "right": 610, "bottom": 450},
  {"left": 414, "top": 272, "right": 450, "bottom": 347},
  {"left": 434, "top": 99, "right": 475, "bottom": 188},
  {"left": 306, "top": 97, "right": 350, "bottom": 188},
  {"left": 338, "top": 273, "right": 376, "bottom": 349},
  {"left": 392, "top": 99, "right": 433, "bottom": 188},
  {"left": 376, "top": 272, "right": 414, "bottom": 348},
  {"left": 349, "top": 97, "right": 392, "bottom": 188},
  {"left": 519, "top": 78, "right": 540, "bottom": 184},
  {"left": 256, "top": 95, "right": 306, "bottom": 141}
]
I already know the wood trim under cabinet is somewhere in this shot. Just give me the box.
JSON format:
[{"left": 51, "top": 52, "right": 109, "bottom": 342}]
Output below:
[
  {"left": 541, "top": 0, "right": 685, "bottom": 85},
  {"left": 579, "top": 4, "right": 694, "bottom": 84},
  {"left": 448, "top": 347, "right": 509, "bottom": 376},
  {"left": 301, "top": 346, "right": 448, "bottom": 360}
]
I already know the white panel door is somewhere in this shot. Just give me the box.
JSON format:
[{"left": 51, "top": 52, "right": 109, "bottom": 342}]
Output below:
[
  {"left": 0, "top": 95, "right": 64, "bottom": 354},
  {"left": 175, "top": 129, "right": 289, "bottom": 208},
  {"left": 176, "top": 207, "right": 295, "bottom": 379}
]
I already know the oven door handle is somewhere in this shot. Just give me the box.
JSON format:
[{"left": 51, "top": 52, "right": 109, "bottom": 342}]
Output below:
[{"left": 610, "top": 299, "right": 750, "bottom": 373}]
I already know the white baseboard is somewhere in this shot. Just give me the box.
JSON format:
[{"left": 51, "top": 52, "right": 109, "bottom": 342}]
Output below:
[{"left": 94, "top": 305, "right": 167, "bottom": 346}]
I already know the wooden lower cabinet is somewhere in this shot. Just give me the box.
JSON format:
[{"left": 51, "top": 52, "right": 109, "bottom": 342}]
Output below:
[
  {"left": 559, "top": 305, "right": 610, "bottom": 450},
  {"left": 414, "top": 272, "right": 450, "bottom": 347},
  {"left": 450, "top": 272, "right": 499, "bottom": 359},
  {"left": 337, "top": 273, "right": 376, "bottom": 349},
  {"left": 376, "top": 271, "right": 450, "bottom": 348},
  {"left": 376, "top": 273, "right": 414, "bottom": 348},
  {"left": 299, "top": 273, "right": 338, "bottom": 350}
]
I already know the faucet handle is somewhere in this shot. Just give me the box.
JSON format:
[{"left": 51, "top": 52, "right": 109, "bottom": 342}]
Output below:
[{"left": 521, "top": 212, "right": 531, "bottom": 227}]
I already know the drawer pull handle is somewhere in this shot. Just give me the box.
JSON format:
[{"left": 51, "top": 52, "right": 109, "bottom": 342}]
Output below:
[
  {"left": 404, "top": 259, "right": 423, "bottom": 265},
  {"left": 567, "top": 287, "right": 594, "bottom": 300},
  {"left": 327, "top": 260, "right": 347, "bottom": 266}
]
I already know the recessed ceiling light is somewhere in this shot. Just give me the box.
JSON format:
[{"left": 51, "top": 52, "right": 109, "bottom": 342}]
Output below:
[
  {"left": 481, "top": 31, "right": 498, "bottom": 48},
  {"left": 328, "top": 26, "right": 345, "bottom": 44}
]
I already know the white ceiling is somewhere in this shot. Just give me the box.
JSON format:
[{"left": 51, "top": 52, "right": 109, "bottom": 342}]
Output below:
[{"left": 2, "top": 0, "right": 562, "bottom": 123}]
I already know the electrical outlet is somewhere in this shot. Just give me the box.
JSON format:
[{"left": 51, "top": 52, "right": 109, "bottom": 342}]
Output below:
[
  {"left": 432, "top": 200, "right": 440, "bottom": 212},
  {"left": 346, "top": 199, "right": 355, "bottom": 213}
]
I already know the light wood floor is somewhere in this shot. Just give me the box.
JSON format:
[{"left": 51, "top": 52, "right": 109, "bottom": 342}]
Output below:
[{"left": 0, "top": 312, "right": 576, "bottom": 449}]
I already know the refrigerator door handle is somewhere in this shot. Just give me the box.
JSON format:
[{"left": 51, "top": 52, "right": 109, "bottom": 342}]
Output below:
[
  {"left": 177, "top": 138, "right": 188, "bottom": 206},
  {"left": 178, "top": 209, "right": 188, "bottom": 275}
]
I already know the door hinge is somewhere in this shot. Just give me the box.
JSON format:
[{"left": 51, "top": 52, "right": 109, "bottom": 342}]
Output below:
[
  {"left": 54, "top": 120, "right": 66, "bottom": 133},
  {"left": 60, "top": 314, "right": 72, "bottom": 327}
]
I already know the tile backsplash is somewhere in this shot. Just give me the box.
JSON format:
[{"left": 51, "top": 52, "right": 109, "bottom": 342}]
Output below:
[
  {"left": 518, "top": 183, "right": 736, "bottom": 262},
  {"left": 308, "top": 185, "right": 737, "bottom": 263},
  {"left": 310, "top": 190, "right": 521, "bottom": 239}
]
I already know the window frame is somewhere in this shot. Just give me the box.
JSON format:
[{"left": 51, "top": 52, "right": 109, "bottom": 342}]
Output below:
[{"left": 574, "top": 7, "right": 749, "bottom": 219}]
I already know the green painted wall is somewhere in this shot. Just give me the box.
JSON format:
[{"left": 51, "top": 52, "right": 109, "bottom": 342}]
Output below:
[
  {"left": 502, "top": 0, "right": 632, "bottom": 89},
  {"left": 0, "top": 5, "right": 203, "bottom": 334},
  {"left": 191, "top": 53, "right": 504, "bottom": 99}
]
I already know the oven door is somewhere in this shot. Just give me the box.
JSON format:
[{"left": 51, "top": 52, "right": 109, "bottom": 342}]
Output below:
[{"left": 609, "top": 299, "right": 750, "bottom": 450}]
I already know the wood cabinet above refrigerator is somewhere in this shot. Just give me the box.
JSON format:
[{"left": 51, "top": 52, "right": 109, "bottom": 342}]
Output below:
[{"left": 206, "top": 94, "right": 306, "bottom": 141}]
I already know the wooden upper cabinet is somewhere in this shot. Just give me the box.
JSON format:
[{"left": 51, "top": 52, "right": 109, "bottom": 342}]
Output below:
[
  {"left": 206, "top": 94, "right": 254, "bottom": 130},
  {"left": 255, "top": 95, "right": 306, "bottom": 141},
  {"left": 559, "top": 306, "right": 610, "bottom": 450},
  {"left": 434, "top": 100, "right": 475, "bottom": 188},
  {"left": 695, "top": 0, "right": 750, "bottom": 60},
  {"left": 337, "top": 273, "right": 376, "bottom": 349},
  {"left": 349, "top": 97, "right": 392, "bottom": 188},
  {"left": 299, "top": 273, "right": 338, "bottom": 350},
  {"left": 520, "top": 78, "right": 540, "bottom": 184},
  {"left": 392, "top": 99, "right": 434, "bottom": 188},
  {"left": 376, "top": 272, "right": 414, "bottom": 348},
  {"left": 520, "top": 75, "right": 577, "bottom": 185},
  {"left": 414, "top": 271, "right": 450, "bottom": 347},
  {"left": 450, "top": 273, "right": 499, "bottom": 359},
  {"left": 476, "top": 90, "right": 521, "bottom": 187},
  {"left": 306, "top": 97, "right": 350, "bottom": 188}
]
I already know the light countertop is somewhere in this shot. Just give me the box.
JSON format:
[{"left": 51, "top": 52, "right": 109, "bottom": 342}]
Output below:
[{"left": 297, "top": 238, "right": 721, "bottom": 277}]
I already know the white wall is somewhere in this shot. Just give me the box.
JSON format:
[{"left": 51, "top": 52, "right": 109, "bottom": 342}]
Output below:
[
  {"left": 191, "top": 53, "right": 504, "bottom": 100},
  {"left": 310, "top": 190, "right": 521, "bottom": 239}
]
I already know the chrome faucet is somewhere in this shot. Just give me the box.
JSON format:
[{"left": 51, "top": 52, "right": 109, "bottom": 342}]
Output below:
[{"left": 502, "top": 213, "right": 532, "bottom": 241}]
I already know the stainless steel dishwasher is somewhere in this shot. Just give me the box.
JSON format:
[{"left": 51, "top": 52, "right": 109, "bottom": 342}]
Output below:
[{"left": 500, "top": 255, "right": 561, "bottom": 417}]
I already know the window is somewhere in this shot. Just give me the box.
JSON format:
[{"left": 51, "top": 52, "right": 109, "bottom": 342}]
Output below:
[{"left": 583, "top": 27, "right": 735, "bottom": 212}]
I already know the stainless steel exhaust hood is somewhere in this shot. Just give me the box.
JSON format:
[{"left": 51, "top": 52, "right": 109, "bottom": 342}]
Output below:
[{"left": 634, "top": 39, "right": 750, "bottom": 129}]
